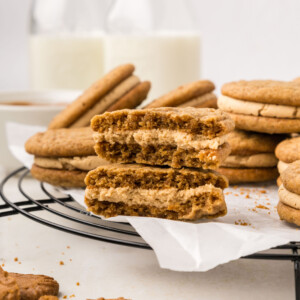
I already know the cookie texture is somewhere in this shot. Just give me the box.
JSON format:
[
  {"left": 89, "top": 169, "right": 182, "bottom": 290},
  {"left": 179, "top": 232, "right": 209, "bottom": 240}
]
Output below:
[
  {"left": 275, "top": 137, "right": 300, "bottom": 163},
  {"left": 146, "top": 80, "right": 215, "bottom": 108},
  {"left": 30, "top": 164, "right": 87, "bottom": 187},
  {"left": 0, "top": 267, "right": 20, "bottom": 300},
  {"left": 177, "top": 93, "right": 217, "bottom": 108},
  {"left": 281, "top": 160, "right": 300, "bottom": 195},
  {"left": 277, "top": 176, "right": 282, "bottom": 187},
  {"left": 228, "top": 113, "right": 300, "bottom": 134},
  {"left": 48, "top": 64, "right": 135, "bottom": 129},
  {"left": 8, "top": 273, "right": 59, "bottom": 300},
  {"left": 106, "top": 81, "right": 151, "bottom": 112},
  {"left": 278, "top": 185, "right": 300, "bottom": 209},
  {"left": 222, "top": 80, "right": 300, "bottom": 106},
  {"left": 39, "top": 297, "right": 58, "bottom": 300},
  {"left": 25, "top": 127, "right": 95, "bottom": 157},
  {"left": 277, "top": 201, "right": 300, "bottom": 226},
  {"left": 227, "top": 129, "right": 285, "bottom": 155},
  {"left": 218, "top": 167, "right": 278, "bottom": 184}
]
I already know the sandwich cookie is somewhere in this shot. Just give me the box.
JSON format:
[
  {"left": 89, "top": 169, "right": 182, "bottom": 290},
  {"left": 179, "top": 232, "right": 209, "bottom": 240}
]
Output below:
[
  {"left": 277, "top": 161, "right": 300, "bottom": 226},
  {"left": 145, "top": 80, "right": 217, "bottom": 108},
  {"left": 275, "top": 136, "right": 300, "bottom": 185},
  {"left": 218, "top": 80, "right": 300, "bottom": 134},
  {"left": 218, "top": 129, "right": 284, "bottom": 183},
  {"left": 25, "top": 127, "right": 108, "bottom": 187},
  {"left": 91, "top": 107, "right": 234, "bottom": 169},
  {"left": 48, "top": 64, "right": 150, "bottom": 129},
  {"left": 85, "top": 163, "right": 228, "bottom": 221}
]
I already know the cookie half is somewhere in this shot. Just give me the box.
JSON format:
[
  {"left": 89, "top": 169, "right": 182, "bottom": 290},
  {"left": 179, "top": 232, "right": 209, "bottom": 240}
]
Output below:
[
  {"left": 91, "top": 108, "right": 234, "bottom": 169},
  {"left": 85, "top": 164, "right": 228, "bottom": 221},
  {"left": 146, "top": 80, "right": 215, "bottom": 108}
]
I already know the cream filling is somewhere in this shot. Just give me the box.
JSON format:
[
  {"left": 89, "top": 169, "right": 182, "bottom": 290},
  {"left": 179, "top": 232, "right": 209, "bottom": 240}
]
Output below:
[
  {"left": 278, "top": 160, "right": 290, "bottom": 174},
  {"left": 279, "top": 184, "right": 300, "bottom": 209},
  {"left": 34, "top": 156, "right": 109, "bottom": 171},
  {"left": 221, "top": 153, "right": 278, "bottom": 168},
  {"left": 85, "top": 184, "right": 220, "bottom": 209},
  {"left": 218, "top": 95, "right": 300, "bottom": 119},
  {"left": 93, "top": 130, "right": 227, "bottom": 150}
]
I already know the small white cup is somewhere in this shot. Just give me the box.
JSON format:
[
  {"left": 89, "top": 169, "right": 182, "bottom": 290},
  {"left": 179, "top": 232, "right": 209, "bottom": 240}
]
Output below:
[{"left": 0, "top": 90, "right": 81, "bottom": 172}]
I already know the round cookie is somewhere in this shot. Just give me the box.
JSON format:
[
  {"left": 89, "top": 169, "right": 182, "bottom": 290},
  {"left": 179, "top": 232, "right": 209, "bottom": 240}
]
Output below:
[
  {"left": 48, "top": 64, "right": 135, "bottom": 129},
  {"left": 218, "top": 167, "right": 278, "bottom": 184},
  {"left": 222, "top": 153, "right": 277, "bottom": 168},
  {"left": 222, "top": 80, "right": 300, "bottom": 106},
  {"left": 275, "top": 136, "right": 300, "bottom": 163},
  {"left": 228, "top": 113, "right": 300, "bottom": 134},
  {"left": 25, "top": 127, "right": 95, "bottom": 157},
  {"left": 281, "top": 160, "right": 300, "bottom": 195},
  {"left": 277, "top": 176, "right": 282, "bottom": 187},
  {"left": 226, "top": 129, "right": 285, "bottom": 155},
  {"left": 277, "top": 201, "right": 300, "bottom": 226},
  {"left": 278, "top": 184, "right": 300, "bottom": 209},
  {"left": 146, "top": 80, "right": 215, "bottom": 108},
  {"left": 30, "top": 164, "right": 87, "bottom": 187}
]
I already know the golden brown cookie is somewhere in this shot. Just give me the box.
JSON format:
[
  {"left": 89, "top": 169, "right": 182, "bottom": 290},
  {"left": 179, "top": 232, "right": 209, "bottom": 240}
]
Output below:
[
  {"left": 0, "top": 267, "right": 20, "bottom": 300},
  {"left": 227, "top": 129, "right": 285, "bottom": 155},
  {"left": 177, "top": 93, "right": 217, "bottom": 108},
  {"left": 25, "top": 127, "right": 95, "bottom": 157},
  {"left": 48, "top": 64, "right": 136, "bottom": 129},
  {"left": 30, "top": 164, "right": 87, "bottom": 187},
  {"left": 39, "top": 296, "right": 58, "bottom": 300},
  {"left": 277, "top": 176, "right": 282, "bottom": 187},
  {"left": 275, "top": 136, "right": 300, "bottom": 163},
  {"left": 8, "top": 272, "right": 59, "bottom": 300},
  {"left": 218, "top": 167, "right": 278, "bottom": 184},
  {"left": 228, "top": 113, "right": 300, "bottom": 134},
  {"left": 106, "top": 81, "right": 151, "bottom": 112},
  {"left": 222, "top": 80, "right": 300, "bottom": 106},
  {"left": 277, "top": 201, "right": 300, "bottom": 226},
  {"left": 281, "top": 160, "right": 300, "bottom": 195},
  {"left": 146, "top": 80, "right": 215, "bottom": 108}
]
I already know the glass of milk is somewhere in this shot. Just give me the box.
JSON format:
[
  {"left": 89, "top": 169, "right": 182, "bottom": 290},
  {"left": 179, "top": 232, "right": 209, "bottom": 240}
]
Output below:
[
  {"left": 29, "top": 0, "right": 107, "bottom": 90},
  {"left": 104, "top": 0, "right": 201, "bottom": 101}
]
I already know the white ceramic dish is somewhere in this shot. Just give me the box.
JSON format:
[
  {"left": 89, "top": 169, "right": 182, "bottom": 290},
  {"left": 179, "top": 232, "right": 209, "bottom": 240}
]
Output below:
[{"left": 0, "top": 90, "right": 81, "bottom": 171}]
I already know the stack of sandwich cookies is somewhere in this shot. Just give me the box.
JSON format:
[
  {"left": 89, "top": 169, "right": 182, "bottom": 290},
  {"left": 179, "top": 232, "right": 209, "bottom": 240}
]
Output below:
[
  {"left": 277, "top": 161, "right": 300, "bottom": 226},
  {"left": 218, "top": 130, "right": 283, "bottom": 183},
  {"left": 85, "top": 164, "right": 228, "bottom": 221},
  {"left": 85, "top": 107, "right": 234, "bottom": 220},
  {"left": 25, "top": 127, "right": 108, "bottom": 187},
  {"left": 145, "top": 80, "right": 217, "bottom": 108},
  {"left": 275, "top": 136, "right": 300, "bottom": 186},
  {"left": 48, "top": 64, "right": 150, "bottom": 129},
  {"left": 91, "top": 107, "right": 233, "bottom": 169},
  {"left": 218, "top": 80, "right": 300, "bottom": 133}
]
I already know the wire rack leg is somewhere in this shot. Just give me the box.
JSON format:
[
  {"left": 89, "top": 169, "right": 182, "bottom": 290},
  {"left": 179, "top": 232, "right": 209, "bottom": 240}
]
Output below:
[{"left": 295, "top": 259, "right": 300, "bottom": 300}]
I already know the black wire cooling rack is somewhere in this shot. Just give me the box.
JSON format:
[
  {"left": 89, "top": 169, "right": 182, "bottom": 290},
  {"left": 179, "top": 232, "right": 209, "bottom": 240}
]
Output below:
[{"left": 1, "top": 167, "right": 300, "bottom": 299}]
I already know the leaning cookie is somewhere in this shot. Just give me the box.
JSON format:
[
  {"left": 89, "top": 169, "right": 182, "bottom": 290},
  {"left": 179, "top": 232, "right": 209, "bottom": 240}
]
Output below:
[
  {"left": 218, "top": 130, "right": 283, "bottom": 184},
  {"left": 25, "top": 127, "right": 108, "bottom": 187},
  {"left": 145, "top": 80, "right": 215, "bottom": 108},
  {"left": 48, "top": 64, "right": 150, "bottom": 129},
  {"left": 219, "top": 80, "right": 300, "bottom": 134},
  {"left": 277, "top": 161, "right": 300, "bottom": 226}
]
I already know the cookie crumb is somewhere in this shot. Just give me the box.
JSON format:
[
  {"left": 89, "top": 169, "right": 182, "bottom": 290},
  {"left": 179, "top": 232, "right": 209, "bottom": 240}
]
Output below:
[
  {"left": 245, "top": 194, "right": 250, "bottom": 199},
  {"left": 59, "top": 261, "right": 64, "bottom": 266},
  {"left": 63, "top": 296, "right": 67, "bottom": 299},
  {"left": 70, "top": 294, "right": 75, "bottom": 298},
  {"left": 260, "top": 190, "right": 266, "bottom": 194},
  {"left": 67, "top": 246, "right": 70, "bottom": 249},
  {"left": 76, "top": 282, "right": 80, "bottom": 286},
  {"left": 14, "top": 257, "right": 18, "bottom": 262},
  {"left": 256, "top": 204, "right": 269, "bottom": 210}
]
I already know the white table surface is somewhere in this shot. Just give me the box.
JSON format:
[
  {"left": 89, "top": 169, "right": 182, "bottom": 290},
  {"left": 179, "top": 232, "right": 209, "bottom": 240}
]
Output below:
[{"left": 0, "top": 170, "right": 295, "bottom": 300}]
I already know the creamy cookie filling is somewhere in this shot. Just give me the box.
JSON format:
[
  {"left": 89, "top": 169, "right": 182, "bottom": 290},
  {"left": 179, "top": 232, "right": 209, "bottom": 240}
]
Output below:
[
  {"left": 279, "top": 185, "right": 300, "bottom": 209},
  {"left": 85, "top": 184, "right": 221, "bottom": 209},
  {"left": 221, "top": 153, "right": 278, "bottom": 168},
  {"left": 34, "top": 156, "right": 109, "bottom": 171},
  {"left": 93, "top": 130, "right": 228, "bottom": 150},
  {"left": 218, "top": 95, "right": 300, "bottom": 119},
  {"left": 277, "top": 160, "right": 290, "bottom": 174}
]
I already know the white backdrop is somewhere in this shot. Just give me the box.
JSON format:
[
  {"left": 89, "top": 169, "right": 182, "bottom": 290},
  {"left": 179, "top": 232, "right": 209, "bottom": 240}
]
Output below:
[{"left": 1, "top": 0, "right": 300, "bottom": 91}]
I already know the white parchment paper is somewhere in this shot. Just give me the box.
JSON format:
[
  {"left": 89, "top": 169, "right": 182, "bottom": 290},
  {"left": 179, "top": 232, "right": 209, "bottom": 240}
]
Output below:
[{"left": 6, "top": 122, "right": 300, "bottom": 272}]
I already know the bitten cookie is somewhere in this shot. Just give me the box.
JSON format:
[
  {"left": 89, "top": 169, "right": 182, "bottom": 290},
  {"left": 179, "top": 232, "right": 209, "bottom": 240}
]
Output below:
[
  {"left": 25, "top": 127, "right": 108, "bottom": 187},
  {"left": 145, "top": 80, "right": 216, "bottom": 108},
  {"left": 218, "top": 80, "right": 300, "bottom": 134},
  {"left": 48, "top": 64, "right": 150, "bottom": 129},
  {"left": 277, "top": 161, "right": 300, "bottom": 226},
  {"left": 218, "top": 129, "right": 283, "bottom": 184}
]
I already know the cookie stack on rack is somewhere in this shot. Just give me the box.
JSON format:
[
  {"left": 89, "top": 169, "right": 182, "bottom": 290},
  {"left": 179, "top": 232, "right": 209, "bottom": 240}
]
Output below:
[{"left": 84, "top": 107, "right": 234, "bottom": 221}]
